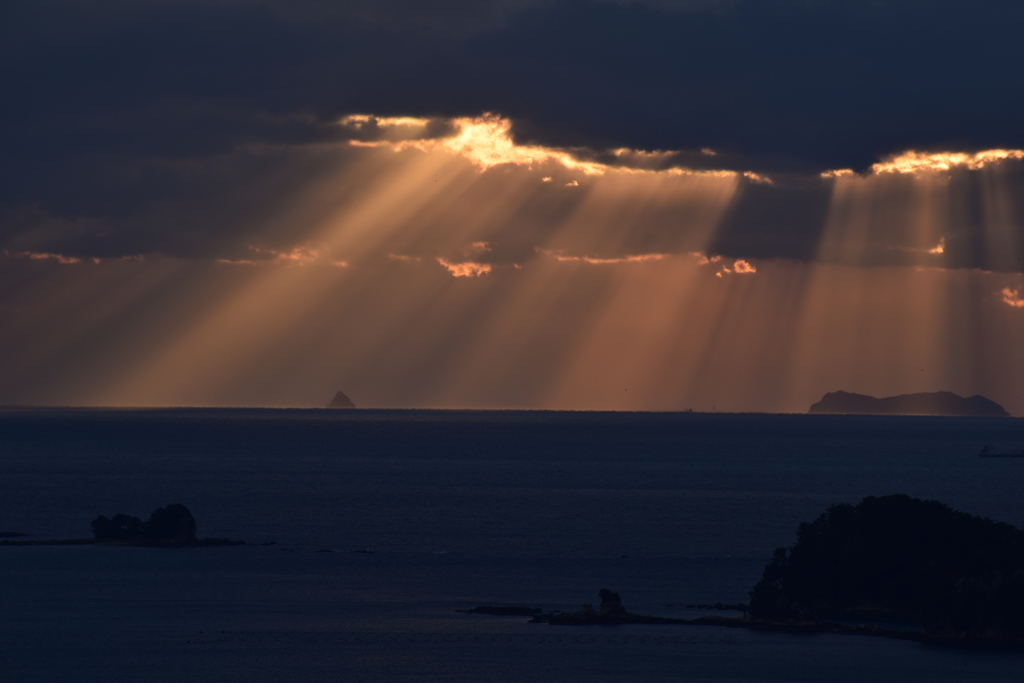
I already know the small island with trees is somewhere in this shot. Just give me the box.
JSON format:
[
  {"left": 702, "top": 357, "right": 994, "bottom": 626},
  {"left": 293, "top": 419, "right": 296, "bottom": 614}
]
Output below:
[{"left": 1, "top": 503, "right": 243, "bottom": 547}]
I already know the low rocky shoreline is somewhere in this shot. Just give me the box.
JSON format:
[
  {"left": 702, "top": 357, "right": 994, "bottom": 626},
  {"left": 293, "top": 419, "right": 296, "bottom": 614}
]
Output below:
[
  {"left": 0, "top": 537, "right": 245, "bottom": 547},
  {"left": 463, "top": 605, "right": 1024, "bottom": 650},
  {"left": 459, "top": 589, "right": 1024, "bottom": 651}
]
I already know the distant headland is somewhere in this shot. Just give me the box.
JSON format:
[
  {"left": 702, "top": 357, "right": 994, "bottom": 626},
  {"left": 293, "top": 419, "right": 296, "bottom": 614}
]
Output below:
[{"left": 809, "top": 390, "right": 1009, "bottom": 417}]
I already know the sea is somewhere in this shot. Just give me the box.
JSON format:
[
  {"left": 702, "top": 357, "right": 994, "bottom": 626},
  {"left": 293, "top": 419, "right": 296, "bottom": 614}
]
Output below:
[{"left": 3, "top": 408, "right": 1024, "bottom": 682}]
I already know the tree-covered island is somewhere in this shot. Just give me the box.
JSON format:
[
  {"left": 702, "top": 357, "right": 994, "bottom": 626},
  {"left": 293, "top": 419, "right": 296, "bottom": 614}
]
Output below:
[
  {"left": 749, "top": 494, "right": 1024, "bottom": 641},
  {"left": 1, "top": 503, "right": 242, "bottom": 546}
]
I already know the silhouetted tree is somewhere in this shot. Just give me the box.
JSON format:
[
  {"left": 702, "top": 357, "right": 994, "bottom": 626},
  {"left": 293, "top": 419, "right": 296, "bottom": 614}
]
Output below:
[
  {"left": 748, "top": 547, "right": 792, "bottom": 618},
  {"left": 141, "top": 503, "right": 197, "bottom": 544},
  {"left": 598, "top": 589, "right": 626, "bottom": 616}
]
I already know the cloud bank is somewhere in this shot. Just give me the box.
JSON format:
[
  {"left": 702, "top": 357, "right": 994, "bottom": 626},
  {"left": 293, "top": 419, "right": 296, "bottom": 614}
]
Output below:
[
  {"left": 6, "top": 1, "right": 1024, "bottom": 273},
  {"left": 3, "top": 112, "right": 1023, "bottom": 275}
]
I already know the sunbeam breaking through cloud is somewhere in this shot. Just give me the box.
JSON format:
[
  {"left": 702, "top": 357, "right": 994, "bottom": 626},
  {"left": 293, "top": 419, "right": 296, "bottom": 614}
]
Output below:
[{"left": 2, "top": 108, "right": 1024, "bottom": 414}]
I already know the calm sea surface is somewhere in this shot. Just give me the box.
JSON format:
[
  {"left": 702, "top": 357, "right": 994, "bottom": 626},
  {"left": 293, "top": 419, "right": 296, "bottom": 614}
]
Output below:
[{"left": 3, "top": 409, "right": 1024, "bottom": 682}]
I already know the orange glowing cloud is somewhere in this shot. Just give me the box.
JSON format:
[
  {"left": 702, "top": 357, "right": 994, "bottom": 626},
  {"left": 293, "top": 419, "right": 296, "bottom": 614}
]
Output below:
[
  {"left": 821, "top": 169, "right": 855, "bottom": 179},
  {"left": 885, "top": 238, "right": 949, "bottom": 258},
  {"left": 338, "top": 114, "right": 434, "bottom": 140},
  {"left": 539, "top": 249, "right": 668, "bottom": 265},
  {"left": 435, "top": 242, "right": 496, "bottom": 277},
  {"left": 263, "top": 245, "right": 321, "bottom": 266},
  {"left": 1002, "top": 288, "right": 1024, "bottom": 308},
  {"left": 742, "top": 171, "right": 773, "bottom": 185},
  {"left": 344, "top": 113, "right": 743, "bottom": 180},
  {"left": 341, "top": 114, "right": 431, "bottom": 128},
  {"left": 693, "top": 252, "right": 756, "bottom": 277},
  {"left": 714, "top": 262, "right": 756, "bottom": 277},
  {"left": 22, "top": 251, "right": 82, "bottom": 264},
  {"left": 693, "top": 253, "right": 723, "bottom": 265},
  {"left": 732, "top": 259, "right": 757, "bottom": 274},
  {"left": 869, "top": 149, "right": 1024, "bottom": 176},
  {"left": 216, "top": 245, "right": 346, "bottom": 268},
  {"left": 437, "top": 258, "right": 492, "bottom": 277},
  {"left": 434, "top": 115, "right": 606, "bottom": 174},
  {"left": 6, "top": 250, "right": 104, "bottom": 265},
  {"left": 389, "top": 253, "right": 422, "bottom": 263}
]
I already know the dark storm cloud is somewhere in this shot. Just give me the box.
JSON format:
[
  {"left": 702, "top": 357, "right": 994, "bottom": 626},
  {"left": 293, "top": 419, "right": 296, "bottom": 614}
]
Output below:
[
  {"left": 489, "top": 0, "right": 1024, "bottom": 170},
  {"left": 8, "top": 0, "right": 1023, "bottom": 169},
  {"left": 3, "top": 0, "right": 1024, "bottom": 266}
]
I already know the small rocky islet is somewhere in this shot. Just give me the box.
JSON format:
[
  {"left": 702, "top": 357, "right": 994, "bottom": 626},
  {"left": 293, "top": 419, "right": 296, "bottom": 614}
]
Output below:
[{"left": 326, "top": 390, "right": 356, "bottom": 409}]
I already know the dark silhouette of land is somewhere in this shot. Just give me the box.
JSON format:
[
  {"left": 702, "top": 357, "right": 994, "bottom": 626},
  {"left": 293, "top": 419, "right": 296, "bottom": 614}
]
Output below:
[
  {"left": 456, "top": 606, "right": 542, "bottom": 616},
  {"left": 93, "top": 503, "right": 198, "bottom": 545},
  {"left": 466, "top": 495, "right": 1024, "bottom": 648},
  {"left": 326, "top": 391, "right": 356, "bottom": 409},
  {"left": 809, "top": 390, "right": 1009, "bottom": 416},
  {"left": 1, "top": 504, "right": 242, "bottom": 546},
  {"left": 461, "top": 589, "right": 687, "bottom": 625},
  {"left": 749, "top": 494, "right": 1024, "bottom": 641},
  {"left": 534, "top": 589, "right": 696, "bottom": 625}
]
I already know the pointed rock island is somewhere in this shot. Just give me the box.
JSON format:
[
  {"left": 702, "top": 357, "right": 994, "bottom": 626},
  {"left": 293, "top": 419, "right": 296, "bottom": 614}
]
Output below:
[
  {"left": 326, "top": 390, "right": 356, "bottom": 409},
  {"left": 809, "top": 390, "right": 1008, "bottom": 417}
]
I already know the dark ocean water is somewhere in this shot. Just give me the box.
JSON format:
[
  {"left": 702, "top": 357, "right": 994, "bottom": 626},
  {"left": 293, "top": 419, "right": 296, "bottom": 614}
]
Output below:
[{"left": 3, "top": 409, "right": 1024, "bottom": 682}]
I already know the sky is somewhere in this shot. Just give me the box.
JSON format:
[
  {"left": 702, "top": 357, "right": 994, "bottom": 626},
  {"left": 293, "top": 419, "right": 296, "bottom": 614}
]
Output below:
[{"left": 3, "top": 0, "right": 1024, "bottom": 413}]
